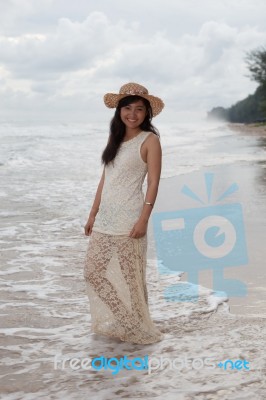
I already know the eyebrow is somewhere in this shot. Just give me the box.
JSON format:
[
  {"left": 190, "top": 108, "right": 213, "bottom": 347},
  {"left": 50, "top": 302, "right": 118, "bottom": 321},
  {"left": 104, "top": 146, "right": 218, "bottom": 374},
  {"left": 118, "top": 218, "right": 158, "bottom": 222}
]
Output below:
[{"left": 128, "top": 104, "right": 145, "bottom": 108}]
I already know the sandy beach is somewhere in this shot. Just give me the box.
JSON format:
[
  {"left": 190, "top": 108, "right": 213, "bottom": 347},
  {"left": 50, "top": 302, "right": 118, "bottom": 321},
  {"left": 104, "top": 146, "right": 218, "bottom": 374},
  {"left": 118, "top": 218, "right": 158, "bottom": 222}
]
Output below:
[
  {"left": 228, "top": 123, "right": 266, "bottom": 137},
  {"left": 0, "top": 121, "right": 265, "bottom": 399}
]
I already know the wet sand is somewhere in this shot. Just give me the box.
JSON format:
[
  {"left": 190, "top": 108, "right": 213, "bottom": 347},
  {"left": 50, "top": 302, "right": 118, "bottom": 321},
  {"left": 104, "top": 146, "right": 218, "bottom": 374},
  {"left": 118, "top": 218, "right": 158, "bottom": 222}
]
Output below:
[
  {"left": 228, "top": 123, "right": 266, "bottom": 137},
  {"left": 225, "top": 123, "right": 266, "bottom": 315},
  {"left": 148, "top": 162, "right": 266, "bottom": 319}
]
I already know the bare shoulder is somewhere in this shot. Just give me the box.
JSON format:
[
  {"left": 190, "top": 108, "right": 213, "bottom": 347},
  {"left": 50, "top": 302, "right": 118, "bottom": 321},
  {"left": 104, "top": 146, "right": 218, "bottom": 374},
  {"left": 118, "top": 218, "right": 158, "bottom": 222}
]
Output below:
[
  {"left": 147, "top": 132, "right": 160, "bottom": 141},
  {"left": 144, "top": 132, "right": 161, "bottom": 148}
]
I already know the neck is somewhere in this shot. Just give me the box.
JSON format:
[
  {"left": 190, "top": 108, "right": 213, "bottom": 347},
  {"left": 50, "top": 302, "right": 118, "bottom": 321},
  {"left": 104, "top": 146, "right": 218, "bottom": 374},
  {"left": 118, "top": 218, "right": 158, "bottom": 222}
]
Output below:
[{"left": 125, "top": 127, "right": 142, "bottom": 138}]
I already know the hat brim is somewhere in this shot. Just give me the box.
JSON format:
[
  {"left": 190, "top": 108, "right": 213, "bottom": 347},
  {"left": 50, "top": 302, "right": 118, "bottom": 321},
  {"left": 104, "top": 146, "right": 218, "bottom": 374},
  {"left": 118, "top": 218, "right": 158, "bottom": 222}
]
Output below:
[{"left": 103, "top": 93, "right": 164, "bottom": 117}]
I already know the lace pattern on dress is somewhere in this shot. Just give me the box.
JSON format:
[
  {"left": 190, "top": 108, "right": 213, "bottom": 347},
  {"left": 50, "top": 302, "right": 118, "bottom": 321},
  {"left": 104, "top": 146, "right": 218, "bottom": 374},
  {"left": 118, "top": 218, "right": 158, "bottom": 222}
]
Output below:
[
  {"left": 92, "top": 131, "right": 154, "bottom": 235},
  {"left": 84, "top": 230, "right": 164, "bottom": 344}
]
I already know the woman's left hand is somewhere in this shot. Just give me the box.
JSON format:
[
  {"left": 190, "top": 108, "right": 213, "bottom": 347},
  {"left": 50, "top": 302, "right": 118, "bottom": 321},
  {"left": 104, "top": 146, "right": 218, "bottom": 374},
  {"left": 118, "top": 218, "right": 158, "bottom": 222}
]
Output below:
[{"left": 129, "top": 219, "right": 148, "bottom": 238}]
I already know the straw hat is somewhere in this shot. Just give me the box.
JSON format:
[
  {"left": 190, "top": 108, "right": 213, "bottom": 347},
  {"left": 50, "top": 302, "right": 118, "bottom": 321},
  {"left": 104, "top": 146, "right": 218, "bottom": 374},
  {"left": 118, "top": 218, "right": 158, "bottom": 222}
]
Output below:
[{"left": 103, "top": 82, "right": 164, "bottom": 117}]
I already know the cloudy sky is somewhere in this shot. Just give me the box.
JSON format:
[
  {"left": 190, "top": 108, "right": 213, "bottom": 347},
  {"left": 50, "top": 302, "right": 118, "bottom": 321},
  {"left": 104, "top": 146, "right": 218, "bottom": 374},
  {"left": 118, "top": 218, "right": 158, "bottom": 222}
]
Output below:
[{"left": 1, "top": 0, "right": 266, "bottom": 123}]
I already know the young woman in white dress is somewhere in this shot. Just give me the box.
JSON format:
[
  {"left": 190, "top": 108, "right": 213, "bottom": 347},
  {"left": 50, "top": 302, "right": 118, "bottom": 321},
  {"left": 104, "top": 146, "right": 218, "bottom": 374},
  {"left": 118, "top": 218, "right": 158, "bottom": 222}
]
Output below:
[{"left": 84, "top": 82, "right": 165, "bottom": 344}]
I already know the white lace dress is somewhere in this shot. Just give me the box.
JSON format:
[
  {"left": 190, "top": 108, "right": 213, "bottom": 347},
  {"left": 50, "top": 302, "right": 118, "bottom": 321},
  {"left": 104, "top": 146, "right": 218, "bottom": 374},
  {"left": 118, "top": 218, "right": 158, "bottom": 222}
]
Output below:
[{"left": 84, "top": 131, "right": 164, "bottom": 344}]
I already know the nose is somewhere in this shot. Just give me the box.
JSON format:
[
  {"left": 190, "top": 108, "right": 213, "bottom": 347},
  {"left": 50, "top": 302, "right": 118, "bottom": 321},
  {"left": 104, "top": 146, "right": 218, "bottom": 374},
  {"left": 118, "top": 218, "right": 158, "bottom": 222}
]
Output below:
[{"left": 129, "top": 108, "right": 137, "bottom": 117}]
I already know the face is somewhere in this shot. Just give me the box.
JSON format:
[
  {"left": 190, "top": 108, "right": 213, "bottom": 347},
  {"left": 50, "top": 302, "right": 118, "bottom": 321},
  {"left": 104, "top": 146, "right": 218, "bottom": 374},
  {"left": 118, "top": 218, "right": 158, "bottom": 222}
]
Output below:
[{"left": 120, "top": 99, "right": 147, "bottom": 131}]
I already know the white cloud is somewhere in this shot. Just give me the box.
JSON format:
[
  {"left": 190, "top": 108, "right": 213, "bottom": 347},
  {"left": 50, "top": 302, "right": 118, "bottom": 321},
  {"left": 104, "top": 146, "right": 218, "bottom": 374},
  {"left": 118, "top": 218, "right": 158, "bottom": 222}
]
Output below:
[
  {"left": 0, "top": 1, "right": 266, "bottom": 122},
  {"left": 0, "top": 12, "right": 138, "bottom": 80}
]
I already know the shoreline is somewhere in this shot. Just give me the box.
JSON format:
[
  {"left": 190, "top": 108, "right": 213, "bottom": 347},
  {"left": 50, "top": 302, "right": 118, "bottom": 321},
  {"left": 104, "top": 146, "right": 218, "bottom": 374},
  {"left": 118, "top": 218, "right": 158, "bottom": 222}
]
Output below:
[
  {"left": 1, "top": 122, "right": 266, "bottom": 398},
  {"left": 228, "top": 122, "right": 266, "bottom": 137}
]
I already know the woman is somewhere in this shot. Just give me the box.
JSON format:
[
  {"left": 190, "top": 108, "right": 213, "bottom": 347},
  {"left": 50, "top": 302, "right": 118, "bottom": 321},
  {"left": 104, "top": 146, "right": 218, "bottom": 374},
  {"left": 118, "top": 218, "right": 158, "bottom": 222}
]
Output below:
[{"left": 84, "top": 82, "right": 165, "bottom": 344}]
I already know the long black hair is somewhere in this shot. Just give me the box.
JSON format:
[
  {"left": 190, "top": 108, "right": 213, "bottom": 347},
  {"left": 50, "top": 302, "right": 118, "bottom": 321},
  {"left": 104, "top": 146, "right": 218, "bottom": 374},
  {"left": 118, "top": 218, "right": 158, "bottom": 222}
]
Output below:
[{"left": 101, "top": 95, "right": 160, "bottom": 166}]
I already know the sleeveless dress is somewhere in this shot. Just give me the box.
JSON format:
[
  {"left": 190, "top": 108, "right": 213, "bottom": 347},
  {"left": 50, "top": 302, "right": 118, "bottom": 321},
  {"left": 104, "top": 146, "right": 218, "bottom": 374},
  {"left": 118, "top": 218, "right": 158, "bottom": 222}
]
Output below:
[{"left": 84, "top": 131, "right": 164, "bottom": 344}]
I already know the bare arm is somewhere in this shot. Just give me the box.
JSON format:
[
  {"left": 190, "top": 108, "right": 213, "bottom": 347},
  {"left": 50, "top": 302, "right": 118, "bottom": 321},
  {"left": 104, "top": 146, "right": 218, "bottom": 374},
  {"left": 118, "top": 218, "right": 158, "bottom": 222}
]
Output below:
[
  {"left": 89, "top": 167, "right": 105, "bottom": 217},
  {"left": 84, "top": 167, "right": 105, "bottom": 235},
  {"left": 139, "top": 134, "right": 162, "bottom": 222},
  {"left": 129, "top": 134, "right": 162, "bottom": 238}
]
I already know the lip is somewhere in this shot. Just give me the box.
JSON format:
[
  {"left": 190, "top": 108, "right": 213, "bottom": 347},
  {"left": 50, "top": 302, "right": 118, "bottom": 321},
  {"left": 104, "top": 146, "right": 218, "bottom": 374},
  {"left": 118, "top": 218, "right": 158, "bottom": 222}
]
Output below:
[{"left": 127, "top": 119, "right": 137, "bottom": 122}]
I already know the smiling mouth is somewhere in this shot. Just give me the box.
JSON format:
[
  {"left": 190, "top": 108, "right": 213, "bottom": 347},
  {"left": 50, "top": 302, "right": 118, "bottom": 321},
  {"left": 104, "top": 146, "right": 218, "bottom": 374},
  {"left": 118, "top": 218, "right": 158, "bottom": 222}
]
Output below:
[{"left": 127, "top": 119, "right": 137, "bottom": 122}]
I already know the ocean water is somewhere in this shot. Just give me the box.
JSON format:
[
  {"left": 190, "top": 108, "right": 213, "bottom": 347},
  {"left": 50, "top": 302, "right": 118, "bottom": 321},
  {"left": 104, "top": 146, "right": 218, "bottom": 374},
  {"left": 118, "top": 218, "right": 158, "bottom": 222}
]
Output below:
[{"left": 0, "top": 121, "right": 265, "bottom": 399}]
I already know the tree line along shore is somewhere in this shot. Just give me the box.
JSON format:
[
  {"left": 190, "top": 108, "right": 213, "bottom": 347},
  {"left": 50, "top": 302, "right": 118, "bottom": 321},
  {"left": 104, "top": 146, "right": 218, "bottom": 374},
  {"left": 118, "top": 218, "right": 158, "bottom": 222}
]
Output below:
[{"left": 208, "top": 46, "right": 266, "bottom": 124}]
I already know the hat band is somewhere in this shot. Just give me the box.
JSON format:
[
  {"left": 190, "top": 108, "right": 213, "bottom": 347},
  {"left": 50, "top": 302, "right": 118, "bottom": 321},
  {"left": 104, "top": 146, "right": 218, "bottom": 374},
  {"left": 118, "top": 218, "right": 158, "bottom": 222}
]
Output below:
[{"left": 120, "top": 89, "right": 148, "bottom": 95}]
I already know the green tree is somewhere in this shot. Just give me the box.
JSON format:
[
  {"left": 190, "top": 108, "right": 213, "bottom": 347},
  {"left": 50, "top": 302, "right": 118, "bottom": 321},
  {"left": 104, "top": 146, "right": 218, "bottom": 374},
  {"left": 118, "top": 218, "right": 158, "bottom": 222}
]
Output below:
[
  {"left": 208, "top": 45, "right": 266, "bottom": 122},
  {"left": 246, "top": 46, "right": 266, "bottom": 87}
]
